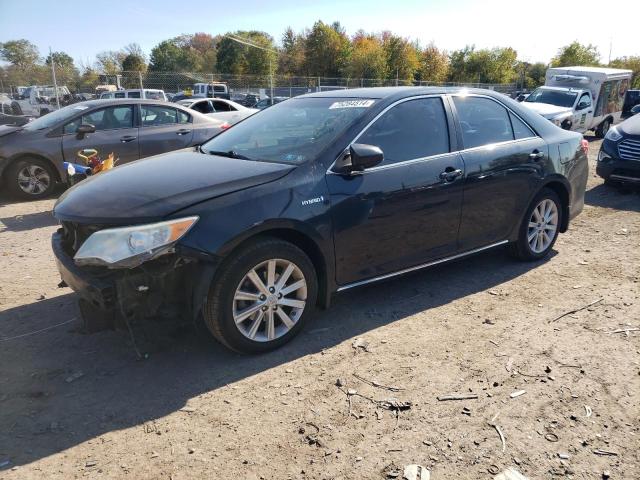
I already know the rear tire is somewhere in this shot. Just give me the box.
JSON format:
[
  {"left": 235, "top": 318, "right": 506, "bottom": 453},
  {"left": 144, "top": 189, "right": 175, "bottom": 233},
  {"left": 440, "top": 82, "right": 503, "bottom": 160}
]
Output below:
[
  {"left": 5, "top": 157, "right": 57, "bottom": 200},
  {"left": 510, "top": 188, "right": 562, "bottom": 261},
  {"left": 203, "top": 237, "right": 318, "bottom": 354}
]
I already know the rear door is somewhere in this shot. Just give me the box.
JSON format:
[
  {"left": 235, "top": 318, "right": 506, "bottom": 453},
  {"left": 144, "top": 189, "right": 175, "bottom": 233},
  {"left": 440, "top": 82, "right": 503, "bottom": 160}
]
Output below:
[
  {"left": 61, "top": 104, "right": 139, "bottom": 165},
  {"left": 327, "top": 96, "right": 465, "bottom": 285},
  {"left": 137, "top": 104, "right": 194, "bottom": 158},
  {"left": 450, "top": 95, "right": 547, "bottom": 251}
]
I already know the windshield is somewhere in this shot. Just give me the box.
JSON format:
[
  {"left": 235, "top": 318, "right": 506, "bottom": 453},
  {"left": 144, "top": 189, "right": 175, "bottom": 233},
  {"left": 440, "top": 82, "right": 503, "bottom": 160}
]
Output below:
[
  {"left": 200, "top": 97, "right": 376, "bottom": 164},
  {"left": 22, "top": 103, "right": 90, "bottom": 131},
  {"left": 525, "top": 88, "right": 578, "bottom": 108}
]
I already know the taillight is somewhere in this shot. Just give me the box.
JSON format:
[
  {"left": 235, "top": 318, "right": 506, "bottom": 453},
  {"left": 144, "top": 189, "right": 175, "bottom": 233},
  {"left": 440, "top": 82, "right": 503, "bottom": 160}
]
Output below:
[
  {"left": 220, "top": 122, "right": 231, "bottom": 130},
  {"left": 581, "top": 139, "right": 589, "bottom": 155}
]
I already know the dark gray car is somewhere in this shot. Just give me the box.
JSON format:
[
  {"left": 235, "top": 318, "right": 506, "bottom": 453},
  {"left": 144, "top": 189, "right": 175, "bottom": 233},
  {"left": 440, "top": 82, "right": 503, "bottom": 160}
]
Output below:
[{"left": 0, "top": 99, "right": 225, "bottom": 199}]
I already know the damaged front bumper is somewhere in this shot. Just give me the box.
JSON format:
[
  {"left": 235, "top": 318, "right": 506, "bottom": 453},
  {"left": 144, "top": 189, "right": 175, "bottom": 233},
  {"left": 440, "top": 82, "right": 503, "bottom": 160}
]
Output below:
[{"left": 52, "top": 231, "right": 217, "bottom": 331}]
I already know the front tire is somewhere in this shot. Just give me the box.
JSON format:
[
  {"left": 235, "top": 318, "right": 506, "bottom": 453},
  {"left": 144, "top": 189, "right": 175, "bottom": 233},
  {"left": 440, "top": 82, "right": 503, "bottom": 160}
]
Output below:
[
  {"left": 510, "top": 188, "right": 562, "bottom": 261},
  {"left": 5, "top": 157, "right": 57, "bottom": 200},
  {"left": 595, "top": 119, "right": 610, "bottom": 138},
  {"left": 203, "top": 237, "right": 318, "bottom": 353}
]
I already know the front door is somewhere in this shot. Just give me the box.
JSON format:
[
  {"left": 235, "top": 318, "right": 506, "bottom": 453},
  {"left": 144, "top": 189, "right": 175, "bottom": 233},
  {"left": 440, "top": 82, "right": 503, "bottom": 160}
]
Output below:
[
  {"left": 574, "top": 92, "right": 593, "bottom": 132},
  {"left": 450, "top": 95, "right": 547, "bottom": 250},
  {"left": 62, "top": 104, "right": 139, "bottom": 165},
  {"left": 327, "top": 96, "right": 465, "bottom": 286},
  {"left": 138, "top": 104, "right": 194, "bottom": 158}
]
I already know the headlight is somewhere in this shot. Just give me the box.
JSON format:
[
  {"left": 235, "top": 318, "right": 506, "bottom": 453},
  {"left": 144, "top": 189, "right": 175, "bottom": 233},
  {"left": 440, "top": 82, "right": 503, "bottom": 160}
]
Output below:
[
  {"left": 66, "top": 163, "right": 76, "bottom": 176},
  {"left": 597, "top": 150, "right": 611, "bottom": 162},
  {"left": 74, "top": 216, "right": 198, "bottom": 268},
  {"left": 604, "top": 126, "right": 623, "bottom": 142}
]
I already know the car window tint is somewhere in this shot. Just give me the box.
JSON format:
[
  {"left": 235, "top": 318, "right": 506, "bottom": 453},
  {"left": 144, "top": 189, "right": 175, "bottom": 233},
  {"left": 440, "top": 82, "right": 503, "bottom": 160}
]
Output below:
[
  {"left": 358, "top": 97, "right": 450, "bottom": 164},
  {"left": 114, "top": 92, "right": 125, "bottom": 98},
  {"left": 578, "top": 93, "right": 591, "bottom": 107},
  {"left": 128, "top": 91, "right": 141, "bottom": 98},
  {"left": 177, "top": 110, "right": 191, "bottom": 124},
  {"left": 141, "top": 105, "right": 178, "bottom": 126},
  {"left": 65, "top": 106, "right": 133, "bottom": 132},
  {"left": 453, "top": 96, "right": 514, "bottom": 148},
  {"left": 212, "top": 100, "right": 232, "bottom": 112},
  {"left": 193, "top": 101, "right": 213, "bottom": 114},
  {"left": 509, "top": 112, "right": 535, "bottom": 140}
]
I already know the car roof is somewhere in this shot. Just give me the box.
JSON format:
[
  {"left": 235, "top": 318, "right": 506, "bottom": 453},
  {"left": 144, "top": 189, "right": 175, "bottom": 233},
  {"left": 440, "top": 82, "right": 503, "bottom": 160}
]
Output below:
[
  {"left": 547, "top": 66, "right": 632, "bottom": 76},
  {"left": 75, "top": 99, "right": 175, "bottom": 107},
  {"left": 299, "top": 86, "right": 510, "bottom": 101}
]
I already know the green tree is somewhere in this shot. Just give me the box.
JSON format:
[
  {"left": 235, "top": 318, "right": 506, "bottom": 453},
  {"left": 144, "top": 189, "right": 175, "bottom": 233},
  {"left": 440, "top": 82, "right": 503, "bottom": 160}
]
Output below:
[
  {"left": 279, "top": 27, "right": 307, "bottom": 76},
  {"left": 524, "top": 62, "right": 547, "bottom": 89},
  {"left": 0, "top": 39, "right": 40, "bottom": 69},
  {"left": 418, "top": 43, "right": 449, "bottom": 83},
  {"left": 216, "top": 31, "right": 276, "bottom": 75},
  {"left": 148, "top": 39, "right": 199, "bottom": 72},
  {"left": 45, "top": 51, "right": 78, "bottom": 86},
  {"left": 347, "top": 32, "right": 387, "bottom": 79},
  {"left": 551, "top": 41, "right": 600, "bottom": 67},
  {"left": 304, "top": 20, "right": 350, "bottom": 77},
  {"left": 95, "top": 50, "right": 125, "bottom": 75},
  {"left": 382, "top": 33, "right": 419, "bottom": 83},
  {"left": 447, "top": 46, "right": 517, "bottom": 83},
  {"left": 610, "top": 56, "right": 640, "bottom": 89},
  {"left": 121, "top": 53, "right": 147, "bottom": 73},
  {"left": 189, "top": 33, "right": 217, "bottom": 72}
]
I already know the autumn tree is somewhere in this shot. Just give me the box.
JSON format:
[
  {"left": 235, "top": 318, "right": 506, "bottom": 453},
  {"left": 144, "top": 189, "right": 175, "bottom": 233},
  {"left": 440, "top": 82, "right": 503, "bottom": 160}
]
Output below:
[
  {"left": 216, "top": 31, "right": 276, "bottom": 75},
  {"left": 279, "top": 27, "right": 307, "bottom": 76},
  {"left": 345, "top": 32, "right": 386, "bottom": 79},
  {"left": 418, "top": 43, "right": 449, "bottom": 83},
  {"left": 381, "top": 33, "right": 419, "bottom": 82},
  {"left": 551, "top": 41, "right": 600, "bottom": 67}
]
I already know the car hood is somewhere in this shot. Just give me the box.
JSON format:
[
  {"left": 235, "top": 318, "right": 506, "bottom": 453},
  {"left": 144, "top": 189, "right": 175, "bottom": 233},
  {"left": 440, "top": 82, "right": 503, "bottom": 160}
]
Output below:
[
  {"left": 523, "top": 102, "right": 573, "bottom": 118},
  {"left": 0, "top": 125, "right": 22, "bottom": 137},
  {"left": 53, "top": 149, "right": 295, "bottom": 224}
]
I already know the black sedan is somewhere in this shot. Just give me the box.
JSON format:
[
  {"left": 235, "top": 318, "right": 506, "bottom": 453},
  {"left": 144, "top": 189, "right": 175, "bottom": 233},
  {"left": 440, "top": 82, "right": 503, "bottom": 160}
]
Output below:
[
  {"left": 0, "top": 99, "right": 225, "bottom": 199},
  {"left": 596, "top": 113, "right": 640, "bottom": 185},
  {"left": 52, "top": 87, "right": 588, "bottom": 353}
]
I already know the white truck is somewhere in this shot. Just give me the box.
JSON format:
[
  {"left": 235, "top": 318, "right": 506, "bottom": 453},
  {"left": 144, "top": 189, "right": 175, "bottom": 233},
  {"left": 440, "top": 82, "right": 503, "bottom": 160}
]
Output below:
[
  {"left": 522, "top": 66, "right": 632, "bottom": 137},
  {"left": 13, "top": 85, "right": 73, "bottom": 117}
]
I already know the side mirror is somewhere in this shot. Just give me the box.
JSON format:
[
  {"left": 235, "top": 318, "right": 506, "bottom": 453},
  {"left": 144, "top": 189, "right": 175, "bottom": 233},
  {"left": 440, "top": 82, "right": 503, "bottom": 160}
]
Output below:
[
  {"left": 333, "top": 143, "right": 384, "bottom": 174},
  {"left": 76, "top": 123, "right": 95, "bottom": 138}
]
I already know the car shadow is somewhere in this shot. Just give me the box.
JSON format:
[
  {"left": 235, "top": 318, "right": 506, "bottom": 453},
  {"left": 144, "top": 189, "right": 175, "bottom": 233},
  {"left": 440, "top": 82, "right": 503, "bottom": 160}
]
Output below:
[
  {"left": 585, "top": 182, "right": 640, "bottom": 212},
  {"left": 0, "top": 245, "right": 554, "bottom": 470},
  {"left": 0, "top": 210, "right": 58, "bottom": 232}
]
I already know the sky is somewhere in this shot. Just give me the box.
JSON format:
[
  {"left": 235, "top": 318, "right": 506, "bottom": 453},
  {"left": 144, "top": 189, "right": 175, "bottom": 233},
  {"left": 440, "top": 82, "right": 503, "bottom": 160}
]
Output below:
[{"left": 1, "top": 0, "right": 639, "bottom": 67}]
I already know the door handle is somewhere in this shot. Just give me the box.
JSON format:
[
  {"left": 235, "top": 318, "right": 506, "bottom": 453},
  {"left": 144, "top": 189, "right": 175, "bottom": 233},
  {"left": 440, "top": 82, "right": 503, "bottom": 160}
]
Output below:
[
  {"left": 439, "top": 167, "right": 463, "bottom": 182},
  {"left": 529, "top": 150, "right": 545, "bottom": 161},
  {"left": 587, "top": 110, "right": 593, "bottom": 113},
  {"left": 176, "top": 129, "right": 192, "bottom": 136},
  {"left": 120, "top": 135, "right": 137, "bottom": 143}
]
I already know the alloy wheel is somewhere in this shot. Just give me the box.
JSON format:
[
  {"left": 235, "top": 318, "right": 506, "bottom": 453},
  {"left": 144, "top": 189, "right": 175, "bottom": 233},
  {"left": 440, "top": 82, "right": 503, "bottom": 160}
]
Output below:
[
  {"left": 17, "top": 164, "right": 51, "bottom": 195},
  {"left": 233, "top": 258, "right": 307, "bottom": 342},
  {"left": 527, "top": 198, "right": 558, "bottom": 253}
]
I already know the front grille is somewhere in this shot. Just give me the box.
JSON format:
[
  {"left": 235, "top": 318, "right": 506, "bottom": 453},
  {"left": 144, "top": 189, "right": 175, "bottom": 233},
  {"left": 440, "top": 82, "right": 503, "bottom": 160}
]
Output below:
[
  {"left": 618, "top": 138, "right": 640, "bottom": 160},
  {"left": 61, "top": 222, "right": 103, "bottom": 255}
]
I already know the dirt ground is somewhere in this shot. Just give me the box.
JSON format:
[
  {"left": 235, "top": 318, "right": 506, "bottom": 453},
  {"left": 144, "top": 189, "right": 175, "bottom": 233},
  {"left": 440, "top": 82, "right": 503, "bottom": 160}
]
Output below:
[{"left": 0, "top": 136, "right": 638, "bottom": 480}]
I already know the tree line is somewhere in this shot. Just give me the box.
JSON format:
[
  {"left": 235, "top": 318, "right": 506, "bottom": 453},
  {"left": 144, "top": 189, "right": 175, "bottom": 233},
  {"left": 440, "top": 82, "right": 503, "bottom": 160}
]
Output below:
[{"left": 1, "top": 20, "right": 639, "bottom": 91}]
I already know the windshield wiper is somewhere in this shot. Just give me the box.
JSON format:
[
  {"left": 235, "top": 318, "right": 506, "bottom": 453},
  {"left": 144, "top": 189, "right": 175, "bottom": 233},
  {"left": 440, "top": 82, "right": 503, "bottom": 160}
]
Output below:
[{"left": 205, "top": 149, "right": 252, "bottom": 160}]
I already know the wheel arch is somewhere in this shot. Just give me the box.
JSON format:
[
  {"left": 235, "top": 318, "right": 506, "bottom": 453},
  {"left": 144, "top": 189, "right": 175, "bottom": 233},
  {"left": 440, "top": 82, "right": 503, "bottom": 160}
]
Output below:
[{"left": 215, "top": 223, "right": 334, "bottom": 309}]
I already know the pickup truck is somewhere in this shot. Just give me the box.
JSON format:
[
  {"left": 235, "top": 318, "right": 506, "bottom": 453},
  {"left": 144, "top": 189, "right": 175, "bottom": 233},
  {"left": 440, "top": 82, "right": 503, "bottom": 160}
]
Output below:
[
  {"left": 13, "top": 85, "right": 73, "bottom": 117},
  {"left": 523, "top": 66, "right": 632, "bottom": 137}
]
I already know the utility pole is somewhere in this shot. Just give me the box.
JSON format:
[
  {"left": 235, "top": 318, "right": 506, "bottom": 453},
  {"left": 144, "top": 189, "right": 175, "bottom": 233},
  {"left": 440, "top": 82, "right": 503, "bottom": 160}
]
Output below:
[
  {"left": 225, "top": 34, "right": 276, "bottom": 105},
  {"left": 49, "top": 47, "right": 60, "bottom": 109}
]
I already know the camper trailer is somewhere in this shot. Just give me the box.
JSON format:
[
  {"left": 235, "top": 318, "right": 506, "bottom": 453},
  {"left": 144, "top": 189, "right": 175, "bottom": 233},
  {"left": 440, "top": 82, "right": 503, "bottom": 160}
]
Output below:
[{"left": 522, "top": 66, "right": 632, "bottom": 137}]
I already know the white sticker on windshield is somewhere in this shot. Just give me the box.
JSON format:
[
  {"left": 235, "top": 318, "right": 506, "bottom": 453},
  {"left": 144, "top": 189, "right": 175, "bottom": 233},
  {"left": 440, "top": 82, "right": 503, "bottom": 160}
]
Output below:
[
  {"left": 72, "top": 105, "right": 89, "bottom": 110},
  {"left": 329, "top": 100, "right": 375, "bottom": 109}
]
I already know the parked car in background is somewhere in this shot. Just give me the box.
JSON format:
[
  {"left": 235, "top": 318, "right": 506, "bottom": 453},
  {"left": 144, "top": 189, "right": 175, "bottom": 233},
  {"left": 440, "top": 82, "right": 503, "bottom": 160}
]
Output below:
[
  {"left": 597, "top": 112, "right": 640, "bottom": 186},
  {"left": 99, "top": 89, "right": 167, "bottom": 101},
  {"left": 231, "top": 92, "right": 261, "bottom": 107},
  {"left": 176, "top": 97, "right": 258, "bottom": 126},
  {"left": 622, "top": 89, "right": 640, "bottom": 119},
  {"left": 255, "top": 96, "right": 289, "bottom": 109},
  {"left": 0, "top": 99, "right": 225, "bottom": 199},
  {"left": 192, "top": 82, "right": 231, "bottom": 100},
  {"left": 95, "top": 85, "right": 117, "bottom": 97},
  {"left": 51, "top": 87, "right": 588, "bottom": 353},
  {"left": 522, "top": 66, "right": 632, "bottom": 137},
  {"left": 13, "top": 85, "right": 75, "bottom": 117}
]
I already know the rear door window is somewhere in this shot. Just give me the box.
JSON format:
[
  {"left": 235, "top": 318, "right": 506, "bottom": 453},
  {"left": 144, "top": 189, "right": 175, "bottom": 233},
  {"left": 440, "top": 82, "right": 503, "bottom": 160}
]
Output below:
[
  {"left": 212, "top": 100, "right": 233, "bottom": 112},
  {"left": 141, "top": 105, "right": 178, "bottom": 126},
  {"left": 509, "top": 112, "right": 535, "bottom": 140},
  {"left": 357, "top": 97, "right": 450, "bottom": 165},
  {"left": 453, "top": 96, "right": 514, "bottom": 148}
]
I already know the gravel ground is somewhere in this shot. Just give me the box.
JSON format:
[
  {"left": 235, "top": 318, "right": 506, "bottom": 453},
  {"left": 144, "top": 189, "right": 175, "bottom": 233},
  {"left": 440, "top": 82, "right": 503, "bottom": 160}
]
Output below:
[{"left": 0, "top": 136, "right": 638, "bottom": 480}]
